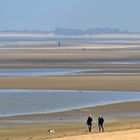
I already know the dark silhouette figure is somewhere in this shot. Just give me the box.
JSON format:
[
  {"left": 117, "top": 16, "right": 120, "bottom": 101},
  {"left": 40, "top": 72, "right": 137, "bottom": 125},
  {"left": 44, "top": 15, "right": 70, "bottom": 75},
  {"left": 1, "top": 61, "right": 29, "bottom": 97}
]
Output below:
[
  {"left": 58, "top": 42, "right": 61, "bottom": 47},
  {"left": 86, "top": 114, "right": 93, "bottom": 132},
  {"left": 98, "top": 115, "right": 104, "bottom": 132}
]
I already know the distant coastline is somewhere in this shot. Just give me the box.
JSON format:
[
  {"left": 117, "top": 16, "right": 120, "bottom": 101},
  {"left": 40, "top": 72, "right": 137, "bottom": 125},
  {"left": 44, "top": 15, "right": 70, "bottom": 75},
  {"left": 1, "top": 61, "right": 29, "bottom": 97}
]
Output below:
[
  {"left": 0, "top": 28, "right": 140, "bottom": 37},
  {"left": 0, "top": 30, "right": 140, "bottom": 39}
]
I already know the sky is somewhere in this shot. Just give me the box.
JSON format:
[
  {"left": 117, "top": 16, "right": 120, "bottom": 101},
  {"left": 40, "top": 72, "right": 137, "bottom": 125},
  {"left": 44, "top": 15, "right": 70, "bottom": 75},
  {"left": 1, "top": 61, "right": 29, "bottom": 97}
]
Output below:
[{"left": 0, "top": 0, "right": 140, "bottom": 31}]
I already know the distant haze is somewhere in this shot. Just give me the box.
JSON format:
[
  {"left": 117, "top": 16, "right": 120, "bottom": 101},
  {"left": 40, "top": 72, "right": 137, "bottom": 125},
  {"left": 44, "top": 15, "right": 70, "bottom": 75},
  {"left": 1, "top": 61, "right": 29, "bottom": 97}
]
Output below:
[{"left": 0, "top": 0, "right": 140, "bottom": 32}]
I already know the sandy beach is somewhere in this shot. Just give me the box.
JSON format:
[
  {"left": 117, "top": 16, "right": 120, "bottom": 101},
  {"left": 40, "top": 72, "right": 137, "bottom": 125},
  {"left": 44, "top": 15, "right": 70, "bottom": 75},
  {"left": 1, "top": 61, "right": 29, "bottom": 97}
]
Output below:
[
  {"left": 1, "top": 0, "right": 140, "bottom": 138},
  {"left": 51, "top": 130, "right": 140, "bottom": 140},
  {"left": 0, "top": 40, "right": 140, "bottom": 91},
  {"left": 1, "top": 0, "right": 140, "bottom": 139},
  {"left": 0, "top": 75, "right": 140, "bottom": 91},
  {"left": 1, "top": 122, "right": 140, "bottom": 140},
  {"left": 0, "top": 101, "right": 140, "bottom": 140},
  {"left": 0, "top": 34, "right": 140, "bottom": 139}
]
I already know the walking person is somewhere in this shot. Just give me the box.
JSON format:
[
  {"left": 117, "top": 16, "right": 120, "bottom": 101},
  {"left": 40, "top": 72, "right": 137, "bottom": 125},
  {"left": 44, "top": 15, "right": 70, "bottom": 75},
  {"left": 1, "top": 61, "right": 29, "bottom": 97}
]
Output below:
[
  {"left": 86, "top": 114, "right": 93, "bottom": 132},
  {"left": 98, "top": 115, "right": 104, "bottom": 132}
]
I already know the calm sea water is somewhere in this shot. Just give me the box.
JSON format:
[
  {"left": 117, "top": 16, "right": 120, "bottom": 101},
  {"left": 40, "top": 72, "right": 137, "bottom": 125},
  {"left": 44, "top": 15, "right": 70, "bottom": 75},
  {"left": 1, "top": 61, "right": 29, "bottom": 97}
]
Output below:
[
  {"left": 0, "top": 68, "right": 140, "bottom": 77},
  {"left": 0, "top": 36, "right": 140, "bottom": 46},
  {"left": 0, "top": 68, "right": 84, "bottom": 77},
  {"left": 0, "top": 90, "right": 140, "bottom": 117}
]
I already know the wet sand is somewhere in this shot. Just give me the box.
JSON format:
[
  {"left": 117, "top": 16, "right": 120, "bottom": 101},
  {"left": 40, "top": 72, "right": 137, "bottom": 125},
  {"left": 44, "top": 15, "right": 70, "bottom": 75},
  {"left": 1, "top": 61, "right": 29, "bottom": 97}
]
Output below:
[
  {"left": 1, "top": 40, "right": 140, "bottom": 91},
  {"left": 0, "top": 122, "right": 140, "bottom": 140},
  {"left": 0, "top": 75, "right": 140, "bottom": 91}
]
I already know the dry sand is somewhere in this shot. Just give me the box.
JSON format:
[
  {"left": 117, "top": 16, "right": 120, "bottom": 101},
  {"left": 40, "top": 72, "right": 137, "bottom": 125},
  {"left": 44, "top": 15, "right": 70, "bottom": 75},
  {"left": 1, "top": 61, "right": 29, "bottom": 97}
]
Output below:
[{"left": 52, "top": 129, "right": 140, "bottom": 140}]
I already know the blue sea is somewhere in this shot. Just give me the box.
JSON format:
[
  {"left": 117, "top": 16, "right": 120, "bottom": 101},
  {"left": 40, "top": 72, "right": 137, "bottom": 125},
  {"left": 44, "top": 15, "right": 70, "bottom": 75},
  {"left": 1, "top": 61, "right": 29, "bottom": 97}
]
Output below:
[{"left": 0, "top": 90, "right": 140, "bottom": 117}]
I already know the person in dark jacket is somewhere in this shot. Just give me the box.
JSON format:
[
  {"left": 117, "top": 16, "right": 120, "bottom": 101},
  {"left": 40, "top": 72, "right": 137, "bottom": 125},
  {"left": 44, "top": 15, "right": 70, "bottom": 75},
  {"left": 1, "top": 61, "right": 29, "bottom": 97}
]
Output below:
[
  {"left": 98, "top": 115, "right": 104, "bottom": 132},
  {"left": 86, "top": 114, "right": 93, "bottom": 132}
]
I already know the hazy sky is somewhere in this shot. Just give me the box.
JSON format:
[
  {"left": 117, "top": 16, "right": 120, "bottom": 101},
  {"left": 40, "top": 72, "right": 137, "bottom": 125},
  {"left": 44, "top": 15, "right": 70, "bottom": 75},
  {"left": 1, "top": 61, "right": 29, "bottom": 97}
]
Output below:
[{"left": 0, "top": 0, "right": 140, "bottom": 31}]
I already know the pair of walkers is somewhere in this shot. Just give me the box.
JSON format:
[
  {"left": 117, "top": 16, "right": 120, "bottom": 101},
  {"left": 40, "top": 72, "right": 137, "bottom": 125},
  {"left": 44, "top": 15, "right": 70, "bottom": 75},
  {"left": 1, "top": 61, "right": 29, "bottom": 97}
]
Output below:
[{"left": 86, "top": 114, "right": 104, "bottom": 132}]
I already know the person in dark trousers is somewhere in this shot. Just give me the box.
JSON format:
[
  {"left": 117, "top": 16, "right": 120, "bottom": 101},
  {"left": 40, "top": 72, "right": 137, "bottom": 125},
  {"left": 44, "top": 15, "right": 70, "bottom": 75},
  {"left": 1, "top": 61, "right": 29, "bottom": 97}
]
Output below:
[
  {"left": 86, "top": 114, "right": 93, "bottom": 132},
  {"left": 98, "top": 115, "right": 104, "bottom": 132}
]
